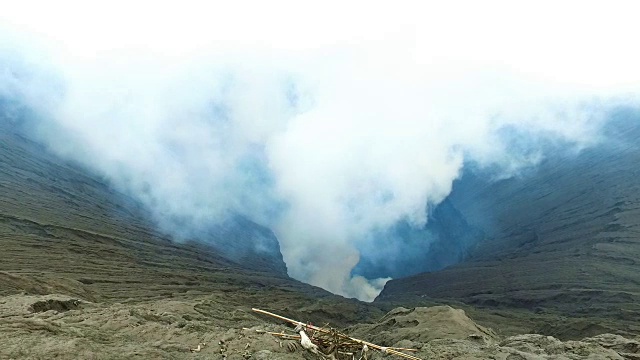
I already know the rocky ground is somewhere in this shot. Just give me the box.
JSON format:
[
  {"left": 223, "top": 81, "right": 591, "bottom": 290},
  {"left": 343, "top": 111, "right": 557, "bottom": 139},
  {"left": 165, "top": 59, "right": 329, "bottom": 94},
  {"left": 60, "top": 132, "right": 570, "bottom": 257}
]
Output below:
[{"left": 2, "top": 293, "right": 640, "bottom": 359}]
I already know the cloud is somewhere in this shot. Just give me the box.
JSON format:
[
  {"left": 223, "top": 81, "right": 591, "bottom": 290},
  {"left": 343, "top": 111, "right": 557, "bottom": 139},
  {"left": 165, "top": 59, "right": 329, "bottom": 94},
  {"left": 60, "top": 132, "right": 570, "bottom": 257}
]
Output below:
[{"left": 1, "top": 1, "right": 639, "bottom": 300}]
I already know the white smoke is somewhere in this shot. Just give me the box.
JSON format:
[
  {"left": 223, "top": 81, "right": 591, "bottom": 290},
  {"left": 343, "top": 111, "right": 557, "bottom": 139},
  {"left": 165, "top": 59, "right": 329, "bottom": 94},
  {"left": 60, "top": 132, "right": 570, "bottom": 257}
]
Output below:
[{"left": 2, "top": 1, "right": 640, "bottom": 300}]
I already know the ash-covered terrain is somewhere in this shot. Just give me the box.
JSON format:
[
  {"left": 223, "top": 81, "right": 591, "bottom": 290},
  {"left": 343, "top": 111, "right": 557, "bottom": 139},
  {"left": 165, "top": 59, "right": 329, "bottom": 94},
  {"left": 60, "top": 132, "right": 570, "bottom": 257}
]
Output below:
[
  {"left": 3, "top": 107, "right": 640, "bottom": 359},
  {"left": 0, "top": 119, "right": 382, "bottom": 358},
  {"left": 3, "top": 3, "right": 640, "bottom": 358}
]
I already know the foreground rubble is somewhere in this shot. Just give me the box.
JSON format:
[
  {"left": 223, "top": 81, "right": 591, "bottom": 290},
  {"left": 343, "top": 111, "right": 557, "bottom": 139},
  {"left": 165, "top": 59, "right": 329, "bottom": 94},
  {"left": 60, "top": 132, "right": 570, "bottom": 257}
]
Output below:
[{"left": 1, "top": 294, "right": 639, "bottom": 359}]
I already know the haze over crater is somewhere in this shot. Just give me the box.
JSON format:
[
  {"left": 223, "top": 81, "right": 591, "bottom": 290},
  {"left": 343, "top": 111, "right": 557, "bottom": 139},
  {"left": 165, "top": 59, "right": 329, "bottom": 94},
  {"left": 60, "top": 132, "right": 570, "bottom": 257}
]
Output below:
[{"left": 2, "top": 1, "right": 640, "bottom": 300}]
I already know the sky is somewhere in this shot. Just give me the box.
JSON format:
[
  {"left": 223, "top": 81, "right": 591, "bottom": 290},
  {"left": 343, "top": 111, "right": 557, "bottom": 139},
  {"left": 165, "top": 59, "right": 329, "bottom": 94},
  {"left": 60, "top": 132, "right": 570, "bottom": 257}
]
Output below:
[{"left": 1, "top": 1, "right": 640, "bottom": 300}]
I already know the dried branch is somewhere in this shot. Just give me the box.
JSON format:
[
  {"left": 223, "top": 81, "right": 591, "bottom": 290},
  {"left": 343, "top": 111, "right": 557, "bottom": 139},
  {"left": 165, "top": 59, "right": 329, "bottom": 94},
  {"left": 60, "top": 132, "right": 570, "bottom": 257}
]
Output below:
[{"left": 252, "top": 308, "right": 422, "bottom": 360}]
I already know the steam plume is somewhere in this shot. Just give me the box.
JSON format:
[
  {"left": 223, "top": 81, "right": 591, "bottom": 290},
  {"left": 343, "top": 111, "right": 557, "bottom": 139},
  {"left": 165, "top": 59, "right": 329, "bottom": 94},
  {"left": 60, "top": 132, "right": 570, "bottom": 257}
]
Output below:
[{"left": 1, "top": 1, "right": 639, "bottom": 300}]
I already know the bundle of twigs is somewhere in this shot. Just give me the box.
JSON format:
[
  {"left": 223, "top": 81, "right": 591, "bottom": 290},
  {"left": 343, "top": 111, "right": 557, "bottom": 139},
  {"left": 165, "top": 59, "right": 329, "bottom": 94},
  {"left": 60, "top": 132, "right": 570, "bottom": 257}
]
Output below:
[{"left": 252, "top": 308, "right": 423, "bottom": 360}]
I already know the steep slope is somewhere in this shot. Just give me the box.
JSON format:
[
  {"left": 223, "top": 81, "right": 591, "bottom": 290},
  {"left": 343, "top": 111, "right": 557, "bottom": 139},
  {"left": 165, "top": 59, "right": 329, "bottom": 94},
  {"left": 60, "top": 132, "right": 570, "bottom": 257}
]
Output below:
[
  {"left": 0, "top": 119, "right": 287, "bottom": 278},
  {"left": 0, "top": 116, "right": 381, "bottom": 328},
  {"left": 377, "top": 112, "right": 640, "bottom": 336},
  {"left": 0, "top": 116, "right": 286, "bottom": 276}
]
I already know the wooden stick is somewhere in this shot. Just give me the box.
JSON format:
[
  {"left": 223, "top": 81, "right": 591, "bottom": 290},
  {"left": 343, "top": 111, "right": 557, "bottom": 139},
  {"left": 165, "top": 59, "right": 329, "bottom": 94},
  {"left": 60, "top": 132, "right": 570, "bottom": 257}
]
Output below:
[
  {"left": 244, "top": 326, "right": 418, "bottom": 353},
  {"left": 385, "top": 347, "right": 418, "bottom": 353},
  {"left": 243, "top": 328, "right": 300, "bottom": 339},
  {"left": 252, "top": 308, "right": 423, "bottom": 360}
]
